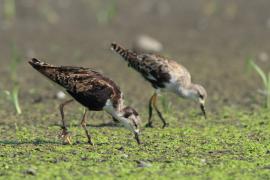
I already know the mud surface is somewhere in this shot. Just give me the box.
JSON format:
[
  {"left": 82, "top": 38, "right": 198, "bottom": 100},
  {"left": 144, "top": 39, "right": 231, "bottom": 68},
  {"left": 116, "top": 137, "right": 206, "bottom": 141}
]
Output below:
[
  {"left": 1, "top": 0, "right": 270, "bottom": 115},
  {"left": 1, "top": 2, "right": 270, "bottom": 179}
]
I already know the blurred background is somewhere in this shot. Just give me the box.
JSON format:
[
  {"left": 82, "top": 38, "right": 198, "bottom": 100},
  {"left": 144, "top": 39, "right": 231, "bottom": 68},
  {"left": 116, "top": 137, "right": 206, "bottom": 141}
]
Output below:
[{"left": 1, "top": 0, "right": 270, "bottom": 117}]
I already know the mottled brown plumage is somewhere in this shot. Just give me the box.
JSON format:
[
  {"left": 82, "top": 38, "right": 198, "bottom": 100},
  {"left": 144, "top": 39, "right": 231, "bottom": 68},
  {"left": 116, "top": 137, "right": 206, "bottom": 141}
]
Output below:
[
  {"left": 29, "top": 58, "right": 122, "bottom": 111},
  {"left": 111, "top": 43, "right": 207, "bottom": 128},
  {"left": 111, "top": 43, "right": 193, "bottom": 89},
  {"left": 29, "top": 58, "right": 141, "bottom": 145}
]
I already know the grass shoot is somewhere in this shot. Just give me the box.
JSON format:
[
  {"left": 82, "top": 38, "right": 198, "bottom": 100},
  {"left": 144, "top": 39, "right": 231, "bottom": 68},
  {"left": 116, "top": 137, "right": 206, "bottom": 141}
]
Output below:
[
  {"left": 247, "top": 57, "right": 270, "bottom": 108},
  {"left": 4, "top": 44, "right": 22, "bottom": 114}
]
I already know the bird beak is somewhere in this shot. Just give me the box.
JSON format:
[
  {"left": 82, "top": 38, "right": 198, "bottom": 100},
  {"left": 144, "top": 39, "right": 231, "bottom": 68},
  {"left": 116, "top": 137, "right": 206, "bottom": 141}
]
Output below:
[
  {"left": 199, "top": 99, "right": 207, "bottom": 119},
  {"left": 134, "top": 132, "right": 141, "bottom": 145}
]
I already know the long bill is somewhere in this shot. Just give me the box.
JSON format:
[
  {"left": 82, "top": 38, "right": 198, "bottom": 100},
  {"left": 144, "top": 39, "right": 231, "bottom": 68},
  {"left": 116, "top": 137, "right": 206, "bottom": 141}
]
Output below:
[{"left": 200, "top": 103, "right": 207, "bottom": 119}]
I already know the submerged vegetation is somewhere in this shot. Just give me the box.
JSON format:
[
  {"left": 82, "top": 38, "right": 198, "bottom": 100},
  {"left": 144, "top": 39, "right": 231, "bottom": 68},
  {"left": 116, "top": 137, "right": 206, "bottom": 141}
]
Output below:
[
  {"left": 1, "top": 1, "right": 270, "bottom": 179},
  {"left": 0, "top": 107, "right": 270, "bottom": 179}
]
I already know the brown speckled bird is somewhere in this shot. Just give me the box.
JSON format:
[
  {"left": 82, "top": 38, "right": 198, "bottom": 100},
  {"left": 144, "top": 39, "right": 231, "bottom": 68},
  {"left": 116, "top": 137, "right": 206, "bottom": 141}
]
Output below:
[
  {"left": 111, "top": 43, "right": 207, "bottom": 128},
  {"left": 29, "top": 58, "right": 141, "bottom": 145}
]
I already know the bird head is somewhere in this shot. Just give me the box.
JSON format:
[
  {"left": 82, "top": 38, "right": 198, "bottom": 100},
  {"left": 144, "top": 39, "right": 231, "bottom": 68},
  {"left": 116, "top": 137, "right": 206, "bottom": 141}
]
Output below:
[
  {"left": 194, "top": 84, "right": 207, "bottom": 119},
  {"left": 119, "top": 106, "right": 141, "bottom": 144},
  {"left": 187, "top": 84, "right": 207, "bottom": 119}
]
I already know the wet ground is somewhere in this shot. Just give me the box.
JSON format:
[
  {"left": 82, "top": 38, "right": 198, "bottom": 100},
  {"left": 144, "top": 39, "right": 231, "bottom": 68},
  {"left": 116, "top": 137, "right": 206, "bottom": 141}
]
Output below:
[
  {"left": 0, "top": 0, "right": 270, "bottom": 116},
  {"left": 1, "top": 1, "right": 270, "bottom": 179}
]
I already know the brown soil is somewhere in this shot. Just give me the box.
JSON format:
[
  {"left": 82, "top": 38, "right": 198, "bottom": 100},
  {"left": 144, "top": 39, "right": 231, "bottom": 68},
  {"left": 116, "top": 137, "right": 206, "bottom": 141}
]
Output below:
[{"left": 1, "top": 0, "right": 270, "bottom": 114}]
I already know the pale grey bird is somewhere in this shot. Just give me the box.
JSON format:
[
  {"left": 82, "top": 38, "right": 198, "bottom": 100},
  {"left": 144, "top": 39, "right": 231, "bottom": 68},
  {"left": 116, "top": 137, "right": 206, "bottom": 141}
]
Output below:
[{"left": 111, "top": 43, "right": 207, "bottom": 128}]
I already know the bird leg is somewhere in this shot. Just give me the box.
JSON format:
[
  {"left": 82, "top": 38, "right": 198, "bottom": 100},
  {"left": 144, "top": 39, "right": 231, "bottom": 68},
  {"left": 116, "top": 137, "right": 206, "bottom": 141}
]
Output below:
[
  {"left": 112, "top": 117, "right": 119, "bottom": 123},
  {"left": 145, "top": 94, "right": 155, "bottom": 128},
  {"left": 80, "top": 108, "right": 94, "bottom": 145},
  {"left": 134, "top": 132, "right": 141, "bottom": 145},
  {"left": 59, "top": 99, "right": 73, "bottom": 144},
  {"left": 152, "top": 93, "right": 168, "bottom": 128},
  {"left": 200, "top": 104, "right": 207, "bottom": 119}
]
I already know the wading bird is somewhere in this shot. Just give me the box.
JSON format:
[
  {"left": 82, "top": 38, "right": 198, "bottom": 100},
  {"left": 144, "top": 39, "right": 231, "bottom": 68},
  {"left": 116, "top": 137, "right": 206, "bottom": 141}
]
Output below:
[
  {"left": 29, "top": 58, "right": 141, "bottom": 145},
  {"left": 111, "top": 43, "right": 207, "bottom": 128}
]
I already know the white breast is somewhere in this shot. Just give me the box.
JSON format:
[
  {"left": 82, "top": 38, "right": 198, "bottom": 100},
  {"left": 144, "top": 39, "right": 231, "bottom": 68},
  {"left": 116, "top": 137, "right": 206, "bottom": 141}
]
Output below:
[
  {"left": 163, "top": 75, "right": 182, "bottom": 93},
  {"left": 103, "top": 99, "right": 132, "bottom": 131},
  {"left": 103, "top": 99, "right": 119, "bottom": 118}
]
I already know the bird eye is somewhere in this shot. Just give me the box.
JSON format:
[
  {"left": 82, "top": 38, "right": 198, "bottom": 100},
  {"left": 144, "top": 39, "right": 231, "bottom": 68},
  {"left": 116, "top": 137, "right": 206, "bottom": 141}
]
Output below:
[
  {"left": 199, "top": 94, "right": 204, "bottom": 99},
  {"left": 124, "top": 113, "right": 130, "bottom": 118}
]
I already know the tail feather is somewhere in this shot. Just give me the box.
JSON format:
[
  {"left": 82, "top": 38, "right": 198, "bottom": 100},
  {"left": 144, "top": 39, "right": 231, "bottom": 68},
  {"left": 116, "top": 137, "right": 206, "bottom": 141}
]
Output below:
[
  {"left": 111, "top": 43, "right": 137, "bottom": 62},
  {"left": 28, "top": 58, "right": 54, "bottom": 68},
  {"left": 29, "top": 58, "right": 60, "bottom": 83}
]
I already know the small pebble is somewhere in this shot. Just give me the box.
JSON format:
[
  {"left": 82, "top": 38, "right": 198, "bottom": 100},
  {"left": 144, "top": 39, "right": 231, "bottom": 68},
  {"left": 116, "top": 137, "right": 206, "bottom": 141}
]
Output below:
[
  {"left": 201, "top": 159, "right": 206, "bottom": 164},
  {"left": 122, "top": 154, "right": 129, "bottom": 158},
  {"left": 24, "top": 168, "right": 36, "bottom": 176},
  {"left": 133, "top": 35, "right": 163, "bottom": 53},
  {"left": 56, "top": 91, "right": 66, "bottom": 99},
  {"left": 117, "top": 146, "right": 124, "bottom": 151},
  {"left": 136, "top": 160, "right": 152, "bottom": 168},
  {"left": 258, "top": 52, "right": 268, "bottom": 62},
  {"left": 81, "top": 157, "right": 88, "bottom": 161}
]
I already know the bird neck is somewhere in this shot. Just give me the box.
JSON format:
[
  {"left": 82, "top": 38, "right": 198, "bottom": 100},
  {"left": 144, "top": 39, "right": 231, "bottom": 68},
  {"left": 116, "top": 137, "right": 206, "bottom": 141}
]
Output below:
[
  {"left": 103, "top": 101, "right": 121, "bottom": 119},
  {"left": 110, "top": 109, "right": 133, "bottom": 131},
  {"left": 177, "top": 83, "right": 197, "bottom": 100},
  {"left": 113, "top": 110, "right": 124, "bottom": 120}
]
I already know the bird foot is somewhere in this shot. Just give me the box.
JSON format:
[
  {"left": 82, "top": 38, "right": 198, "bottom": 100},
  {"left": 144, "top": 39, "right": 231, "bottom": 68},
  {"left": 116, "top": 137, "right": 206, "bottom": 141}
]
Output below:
[
  {"left": 58, "top": 128, "right": 72, "bottom": 145},
  {"left": 145, "top": 122, "right": 153, "bottom": 128},
  {"left": 162, "top": 123, "right": 169, "bottom": 129},
  {"left": 88, "top": 140, "right": 94, "bottom": 146}
]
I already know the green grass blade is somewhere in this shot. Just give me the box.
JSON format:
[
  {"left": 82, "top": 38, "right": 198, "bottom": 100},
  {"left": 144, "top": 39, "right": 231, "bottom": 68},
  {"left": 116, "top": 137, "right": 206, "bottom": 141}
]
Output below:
[
  {"left": 267, "top": 72, "right": 270, "bottom": 108},
  {"left": 11, "top": 44, "right": 21, "bottom": 82},
  {"left": 3, "top": 0, "right": 16, "bottom": 22},
  {"left": 12, "top": 86, "right": 21, "bottom": 115},
  {"left": 97, "top": 0, "right": 117, "bottom": 24},
  {"left": 4, "top": 90, "right": 11, "bottom": 97},
  {"left": 245, "top": 57, "right": 252, "bottom": 73},
  {"left": 248, "top": 58, "right": 268, "bottom": 88}
]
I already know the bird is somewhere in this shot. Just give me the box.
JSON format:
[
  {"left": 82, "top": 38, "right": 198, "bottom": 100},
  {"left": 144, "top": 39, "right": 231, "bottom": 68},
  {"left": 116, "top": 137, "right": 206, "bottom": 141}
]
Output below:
[
  {"left": 111, "top": 43, "right": 207, "bottom": 128},
  {"left": 28, "top": 58, "right": 141, "bottom": 145}
]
